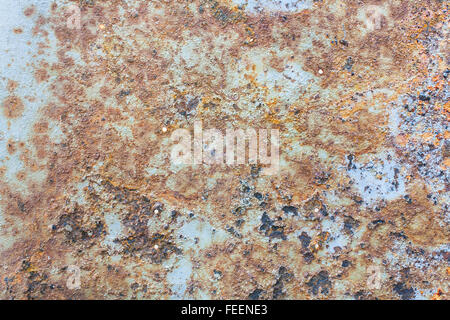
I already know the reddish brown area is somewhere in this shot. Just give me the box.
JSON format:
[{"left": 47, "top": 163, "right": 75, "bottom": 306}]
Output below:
[
  {"left": 2, "top": 95, "right": 25, "bottom": 119},
  {"left": 7, "top": 80, "right": 18, "bottom": 92},
  {"left": 34, "top": 68, "right": 50, "bottom": 83},
  {"left": 24, "top": 6, "right": 35, "bottom": 17}
]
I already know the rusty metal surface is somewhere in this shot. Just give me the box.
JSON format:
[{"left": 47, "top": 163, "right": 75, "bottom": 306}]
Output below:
[{"left": 0, "top": 0, "right": 448, "bottom": 300}]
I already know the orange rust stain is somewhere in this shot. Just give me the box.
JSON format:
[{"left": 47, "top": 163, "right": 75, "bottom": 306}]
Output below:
[
  {"left": 443, "top": 101, "right": 450, "bottom": 113},
  {"left": 431, "top": 288, "right": 443, "bottom": 300},
  {"left": 7, "top": 139, "right": 16, "bottom": 155},
  {"left": 23, "top": 6, "right": 35, "bottom": 17},
  {"left": 16, "top": 171, "right": 27, "bottom": 182},
  {"left": 395, "top": 134, "right": 409, "bottom": 147},
  {"left": 34, "top": 68, "right": 50, "bottom": 83},
  {"left": 2, "top": 95, "right": 25, "bottom": 119},
  {"left": 421, "top": 132, "right": 434, "bottom": 142},
  {"left": 443, "top": 158, "right": 450, "bottom": 168},
  {"left": 7, "top": 80, "right": 18, "bottom": 92}
]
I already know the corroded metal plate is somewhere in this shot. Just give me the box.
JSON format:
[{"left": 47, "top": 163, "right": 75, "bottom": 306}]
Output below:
[{"left": 0, "top": 0, "right": 448, "bottom": 300}]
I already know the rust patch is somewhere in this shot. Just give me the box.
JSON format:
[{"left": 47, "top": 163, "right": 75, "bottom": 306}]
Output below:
[
  {"left": 2, "top": 95, "right": 25, "bottom": 119},
  {"left": 23, "top": 6, "right": 35, "bottom": 17},
  {"left": 0, "top": 0, "right": 448, "bottom": 300}
]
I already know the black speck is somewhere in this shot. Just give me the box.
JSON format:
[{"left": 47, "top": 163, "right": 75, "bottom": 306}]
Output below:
[
  {"left": 282, "top": 205, "right": 298, "bottom": 216},
  {"left": 119, "top": 89, "right": 131, "bottom": 97},
  {"left": 254, "top": 192, "right": 263, "bottom": 200},
  {"left": 368, "top": 219, "right": 385, "bottom": 230},
  {"left": 393, "top": 282, "right": 415, "bottom": 300},
  {"left": 303, "top": 251, "right": 314, "bottom": 263},
  {"left": 299, "top": 232, "right": 311, "bottom": 249},
  {"left": 306, "top": 271, "right": 331, "bottom": 296},
  {"left": 248, "top": 289, "right": 264, "bottom": 300},
  {"left": 390, "top": 231, "right": 408, "bottom": 240},
  {"left": 343, "top": 57, "right": 354, "bottom": 72},
  {"left": 342, "top": 260, "right": 351, "bottom": 267}
]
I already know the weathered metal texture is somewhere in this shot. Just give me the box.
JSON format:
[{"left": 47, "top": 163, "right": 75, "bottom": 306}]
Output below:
[{"left": 0, "top": 0, "right": 448, "bottom": 300}]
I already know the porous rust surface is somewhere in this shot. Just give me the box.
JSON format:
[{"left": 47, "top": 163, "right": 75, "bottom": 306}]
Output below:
[{"left": 0, "top": 0, "right": 448, "bottom": 299}]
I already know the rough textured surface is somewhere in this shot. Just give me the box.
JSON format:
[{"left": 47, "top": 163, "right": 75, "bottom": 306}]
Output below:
[{"left": 0, "top": 0, "right": 448, "bottom": 300}]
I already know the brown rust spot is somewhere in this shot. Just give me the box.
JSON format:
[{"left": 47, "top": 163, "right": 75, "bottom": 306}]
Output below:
[
  {"left": 2, "top": 95, "right": 25, "bottom": 118},
  {"left": 34, "top": 68, "right": 50, "bottom": 83},
  {"left": 23, "top": 6, "right": 35, "bottom": 17},
  {"left": 7, "top": 80, "right": 18, "bottom": 92},
  {"left": 7, "top": 139, "right": 16, "bottom": 155}
]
